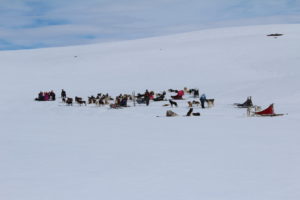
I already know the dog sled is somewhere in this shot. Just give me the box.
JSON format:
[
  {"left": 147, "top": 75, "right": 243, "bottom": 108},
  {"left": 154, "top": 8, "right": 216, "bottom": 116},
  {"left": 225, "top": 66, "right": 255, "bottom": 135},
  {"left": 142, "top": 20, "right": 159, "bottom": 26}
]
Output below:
[
  {"left": 234, "top": 96, "right": 253, "bottom": 108},
  {"left": 153, "top": 96, "right": 166, "bottom": 101},
  {"left": 136, "top": 98, "right": 146, "bottom": 104},
  {"left": 171, "top": 90, "right": 184, "bottom": 100},
  {"left": 152, "top": 91, "right": 167, "bottom": 101},
  {"left": 250, "top": 104, "right": 284, "bottom": 117}
]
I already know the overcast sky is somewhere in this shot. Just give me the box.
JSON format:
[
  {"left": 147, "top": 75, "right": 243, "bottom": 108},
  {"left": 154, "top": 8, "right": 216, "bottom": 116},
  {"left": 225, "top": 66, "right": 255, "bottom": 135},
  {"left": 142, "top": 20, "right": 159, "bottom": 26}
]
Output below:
[{"left": 0, "top": 0, "right": 300, "bottom": 50}]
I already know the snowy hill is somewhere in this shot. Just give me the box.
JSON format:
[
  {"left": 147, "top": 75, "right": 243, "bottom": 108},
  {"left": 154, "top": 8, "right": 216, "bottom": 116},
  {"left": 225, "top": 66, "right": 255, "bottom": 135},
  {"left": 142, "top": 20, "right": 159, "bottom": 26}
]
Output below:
[{"left": 1, "top": 24, "right": 300, "bottom": 200}]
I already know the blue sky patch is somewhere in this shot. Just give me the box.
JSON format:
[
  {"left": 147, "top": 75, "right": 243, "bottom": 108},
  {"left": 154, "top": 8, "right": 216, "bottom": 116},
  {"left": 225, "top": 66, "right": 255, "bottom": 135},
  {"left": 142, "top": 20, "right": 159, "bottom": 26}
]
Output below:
[
  {"left": 23, "top": 18, "right": 70, "bottom": 28},
  {"left": 0, "top": 0, "right": 300, "bottom": 50}
]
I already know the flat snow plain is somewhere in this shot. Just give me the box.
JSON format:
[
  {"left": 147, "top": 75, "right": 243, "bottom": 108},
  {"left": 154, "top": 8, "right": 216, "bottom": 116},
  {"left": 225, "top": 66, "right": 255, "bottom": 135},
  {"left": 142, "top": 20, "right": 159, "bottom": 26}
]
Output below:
[{"left": 0, "top": 24, "right": 300, "bottom": 200}]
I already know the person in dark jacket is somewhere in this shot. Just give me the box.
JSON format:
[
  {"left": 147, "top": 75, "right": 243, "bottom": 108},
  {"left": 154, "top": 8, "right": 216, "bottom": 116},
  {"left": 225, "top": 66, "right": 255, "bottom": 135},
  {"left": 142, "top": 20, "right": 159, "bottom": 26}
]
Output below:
[
  {"left": 35, "top": 91, "right": 44, "bottom": 101},
  {"left": 144, "top": 90, "right": 150, "bottom": 106},
  {"left": 200, "top": 93, "right": 206, "bottom": 108},
  {"left": 61, "top": 89, "right": 66, "bottom": 98},
  {"left": 50, "top": 90, "right": 56, "bottom": 101},
  {"left": 120, "top": 96, "right": 128, "bottom": 107}
]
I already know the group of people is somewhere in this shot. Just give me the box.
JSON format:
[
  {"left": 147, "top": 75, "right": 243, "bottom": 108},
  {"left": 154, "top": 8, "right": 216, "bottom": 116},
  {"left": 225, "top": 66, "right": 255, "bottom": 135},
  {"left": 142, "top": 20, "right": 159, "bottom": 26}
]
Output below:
[
  {"left": 115, "top": 94, "right": 129, "bottom": 107},
  {"left": 35, "top": 91, "right": 56, "bottom": 101},
  {"left": 35, "top": 88, "right": 210, "bottom": 110},
  {"left": 110, "top": 94, "right": 130, "bottom": 108},
  {"left": 136, "top": 90, "right": 157, "bottom": 106},
  {"left": 136, "top": 90, "right": 168, "bottom": 105}
]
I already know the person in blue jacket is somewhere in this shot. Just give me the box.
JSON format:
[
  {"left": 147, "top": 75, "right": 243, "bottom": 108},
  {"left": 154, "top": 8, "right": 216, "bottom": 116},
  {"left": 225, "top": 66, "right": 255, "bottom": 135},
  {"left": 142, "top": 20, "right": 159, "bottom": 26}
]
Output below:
[{"left": 200, "top": 93, "right": 206, "bottom": 108}]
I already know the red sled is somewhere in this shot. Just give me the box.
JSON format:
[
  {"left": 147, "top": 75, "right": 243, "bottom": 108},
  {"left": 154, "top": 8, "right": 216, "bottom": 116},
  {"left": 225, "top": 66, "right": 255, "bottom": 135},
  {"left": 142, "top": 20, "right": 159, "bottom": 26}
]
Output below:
[
  {"left": 171, "top": 90, "right": 184, "bottom": 100},
  {"left": 254, "top": 104, "right": 284, "bottom": 117}
]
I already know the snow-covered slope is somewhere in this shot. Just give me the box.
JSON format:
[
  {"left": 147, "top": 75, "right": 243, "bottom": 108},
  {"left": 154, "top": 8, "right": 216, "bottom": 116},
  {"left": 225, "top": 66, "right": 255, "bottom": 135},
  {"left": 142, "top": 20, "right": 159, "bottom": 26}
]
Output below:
[{"left": 1, "top": 24, "right": 300, "bottom": 200}]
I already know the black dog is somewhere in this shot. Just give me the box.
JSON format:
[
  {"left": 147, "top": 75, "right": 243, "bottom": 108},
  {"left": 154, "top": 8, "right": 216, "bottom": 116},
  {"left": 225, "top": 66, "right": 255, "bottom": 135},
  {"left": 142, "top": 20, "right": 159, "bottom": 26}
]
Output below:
[
  {"left": 169, "top": 99, "right": 178, "bottom": 107},
  {"left": 75, "top": 96, "right": 86, "bottom": 106},
  {"left": 186, "top": 108, "right": 200, "bottom": 116},
  {"left": 66, "top": 98, "right": 73, "bottom": 106},
  {"left": 168, "top": 89, "right": 178, "bottom": 93},
  {"left": 186, "top": 108, "right": 193, "bottom": 116}
]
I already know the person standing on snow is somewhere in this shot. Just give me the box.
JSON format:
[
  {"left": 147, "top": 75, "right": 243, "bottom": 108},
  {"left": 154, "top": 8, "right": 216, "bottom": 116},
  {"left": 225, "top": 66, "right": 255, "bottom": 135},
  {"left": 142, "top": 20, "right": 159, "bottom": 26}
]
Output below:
[
  {"left": 200, "top": 93, "right": 206, "bottom": 108},
  {"left": 144, "top": 90, "right": 150, "bottom": 106},
  {"left": 61, "top": 89, "right": 66, "bottom": 98},
  {"left": 50, "top": 90, "right": 56, "bottom": 101}
]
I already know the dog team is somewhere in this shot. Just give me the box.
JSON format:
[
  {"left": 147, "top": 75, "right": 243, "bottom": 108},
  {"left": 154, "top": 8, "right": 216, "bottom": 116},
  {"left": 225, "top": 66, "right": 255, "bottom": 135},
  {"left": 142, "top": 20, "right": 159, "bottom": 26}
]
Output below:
[{"left": 35, "top": 87, "right": 215, "bottom": 117}]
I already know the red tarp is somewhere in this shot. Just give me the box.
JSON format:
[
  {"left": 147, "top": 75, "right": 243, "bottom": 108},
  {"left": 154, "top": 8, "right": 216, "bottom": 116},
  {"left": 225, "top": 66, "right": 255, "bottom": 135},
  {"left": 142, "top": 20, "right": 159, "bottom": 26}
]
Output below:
[{"left": 255, "top": 104, "right": 275, "bottom": 115}]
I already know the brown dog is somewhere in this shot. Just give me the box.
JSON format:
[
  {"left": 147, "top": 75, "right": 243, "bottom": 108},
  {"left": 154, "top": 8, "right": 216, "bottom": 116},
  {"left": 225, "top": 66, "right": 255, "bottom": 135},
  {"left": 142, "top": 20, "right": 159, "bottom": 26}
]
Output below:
[{"left": 206, "top": 99, "right": 215, "bottom": 107}]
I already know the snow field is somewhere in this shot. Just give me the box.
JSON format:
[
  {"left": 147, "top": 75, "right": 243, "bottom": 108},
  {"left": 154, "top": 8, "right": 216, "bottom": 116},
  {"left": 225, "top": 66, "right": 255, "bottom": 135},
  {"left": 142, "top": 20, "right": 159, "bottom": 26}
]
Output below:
[{"left": 1, "top": 24, "right": 300, "bottom": 200}]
